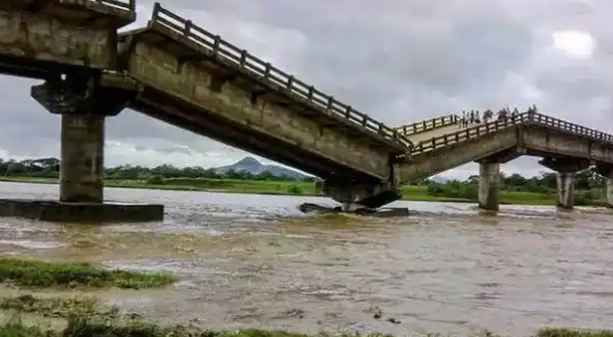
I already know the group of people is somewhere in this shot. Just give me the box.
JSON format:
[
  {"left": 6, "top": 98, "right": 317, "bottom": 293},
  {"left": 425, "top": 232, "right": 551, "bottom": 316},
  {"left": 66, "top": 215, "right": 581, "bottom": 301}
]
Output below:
[{"left": 458, "top": 105, "right": 539, "bottom": 128}]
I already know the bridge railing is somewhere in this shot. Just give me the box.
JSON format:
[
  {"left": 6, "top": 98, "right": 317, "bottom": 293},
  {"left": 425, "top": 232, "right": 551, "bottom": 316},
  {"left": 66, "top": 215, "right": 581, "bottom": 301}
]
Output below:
[
  {"left": 149, "top": 3, "right": 413, "bottom": 150},
  {"left": 411, "top": 111, "right": 613, "bottom": 154},
  {"left": 395, "top": 114, "right": 458, "bottom": 136},
  {"left": 93, "top": 0, "right": 135, "bottom": 10},
  {"left": 529, "top": 113, "right": 613, "bottom": 143}
]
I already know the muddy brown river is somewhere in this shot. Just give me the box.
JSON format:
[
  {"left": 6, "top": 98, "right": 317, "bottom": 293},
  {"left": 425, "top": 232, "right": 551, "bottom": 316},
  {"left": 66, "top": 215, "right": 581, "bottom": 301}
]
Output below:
[{"left": 0, "top": 181, "right": 612, "bottom": 335}]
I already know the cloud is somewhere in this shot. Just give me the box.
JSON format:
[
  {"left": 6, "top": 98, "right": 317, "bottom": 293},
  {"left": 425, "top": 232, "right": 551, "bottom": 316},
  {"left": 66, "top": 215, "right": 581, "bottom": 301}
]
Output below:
[{"left": 0, "top": 0, "right": 611, "bottom": 180}]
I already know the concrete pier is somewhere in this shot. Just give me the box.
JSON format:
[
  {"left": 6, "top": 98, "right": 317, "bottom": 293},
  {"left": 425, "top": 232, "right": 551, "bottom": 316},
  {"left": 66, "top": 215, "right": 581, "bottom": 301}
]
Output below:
[
  {"left": 556, "top": 172, "right": 575, "bottom": 209},
  {"left": 0, "top": 72, "right": 164, "bottom": 223},
  {"left": 478, "top": 162, "right": 500, "bottom": 211},
  {"left": 606, "top": 177, "right": 613, "bottom": 209},
  {"left": 595, "top": 164, "right": 613, "bottom": 208},
  {"left": 539, "top": 157, "right": 590, "bottom": 210},
  {"left": 60, "top": 114, "right": 105, "bottom": 203}
]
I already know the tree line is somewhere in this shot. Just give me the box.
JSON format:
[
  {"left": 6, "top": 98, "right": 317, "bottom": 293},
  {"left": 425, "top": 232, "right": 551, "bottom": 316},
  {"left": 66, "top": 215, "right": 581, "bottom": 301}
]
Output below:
[
  {"left": 0, "top": 157, "right": 606, "bottom": 192},
  {"left": 421, "top": 170, "right": 606, "bottom": 204},
  {"left": 0, "top": 157, "right": 316, "bottom": 182}
]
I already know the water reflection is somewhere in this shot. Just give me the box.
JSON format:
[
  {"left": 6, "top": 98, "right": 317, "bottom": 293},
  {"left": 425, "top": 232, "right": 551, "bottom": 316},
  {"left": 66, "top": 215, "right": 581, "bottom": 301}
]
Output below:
[{"left": 0, "top": 182, "right": 612, "bottom": 335}]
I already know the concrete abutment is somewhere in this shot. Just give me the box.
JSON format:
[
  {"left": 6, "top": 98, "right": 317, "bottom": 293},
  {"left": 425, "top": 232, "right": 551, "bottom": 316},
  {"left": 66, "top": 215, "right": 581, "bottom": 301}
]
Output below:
[
  {"left": 0, "top": 72, "right": 163, "bottom": 223},
  {"left": 539, "top": 157, "right": 590, "bottom": 210}
]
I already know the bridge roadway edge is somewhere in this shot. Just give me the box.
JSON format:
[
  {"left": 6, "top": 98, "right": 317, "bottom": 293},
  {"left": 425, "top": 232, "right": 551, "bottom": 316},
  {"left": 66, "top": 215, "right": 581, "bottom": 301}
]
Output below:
[{"left": 0, "top": 1, "right": 164, "bottom": 223}]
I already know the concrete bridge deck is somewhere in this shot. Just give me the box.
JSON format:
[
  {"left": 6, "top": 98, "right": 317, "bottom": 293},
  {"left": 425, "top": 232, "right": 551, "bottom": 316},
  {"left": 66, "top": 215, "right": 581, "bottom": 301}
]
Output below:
[
  {"left": 0, "top": 0, "right": 612, "bottom": 220},
  {"left": 395, "top": 114, "right": 457, "bottom": 137}
]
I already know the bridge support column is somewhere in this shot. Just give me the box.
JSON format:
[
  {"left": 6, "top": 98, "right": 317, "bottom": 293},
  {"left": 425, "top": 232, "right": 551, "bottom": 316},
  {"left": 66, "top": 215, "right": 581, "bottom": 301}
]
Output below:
[
  {"left": 595, "top": 164, "right": 613, "bottom": 208},
  {"left": 321, "top": 179, "right": 402, "bottom": 212},
  {"left": 607, "top": 178, "right": 613, "bottom": 209},
  {"left": 59, "top": 113, "right": 105, "bottom": 203},
  {"left": 0, "top": 71, "right": 164, "bottom": 222},
  {"left": 478, "top": 162, "right": 500, "bottom": 211},
  {"left": 539, "top": 157, "right": 590, "bottom": 210},
  {"left": 556, "top": 172, "right": 574, "bottom": 209}
]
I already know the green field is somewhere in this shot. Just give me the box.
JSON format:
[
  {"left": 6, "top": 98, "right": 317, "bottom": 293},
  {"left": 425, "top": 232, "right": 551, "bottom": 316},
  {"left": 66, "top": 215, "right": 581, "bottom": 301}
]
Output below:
[{"left": 0, "top": 176, "right": 597, "bottom": 206}]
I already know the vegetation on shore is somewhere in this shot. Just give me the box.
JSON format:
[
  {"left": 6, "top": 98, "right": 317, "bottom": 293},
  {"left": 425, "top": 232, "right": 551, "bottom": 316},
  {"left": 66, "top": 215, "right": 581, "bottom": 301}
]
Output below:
[
  {"left": 0, "top": 156, "right": 609, "bottom": 206},
  {"left": 0, "top": 313, "right": 612, "bottom": 337},
  {"left": 1, "top": 175, "right": 607, "bottom": 206},
  {"left": 0, "top": 295, "right": 119, "bottom": 319},
  {"left": 0, "top": 258, "right": 174, "bottom": 289}
]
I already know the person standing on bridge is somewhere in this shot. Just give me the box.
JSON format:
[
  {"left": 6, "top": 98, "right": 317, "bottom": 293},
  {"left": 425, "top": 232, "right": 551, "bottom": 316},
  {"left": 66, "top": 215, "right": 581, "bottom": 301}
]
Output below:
[
  {"left": 483, "top": 109, "right": 493, "bottom": 123},
  {"left": 512, "top": 108, "right": 519, "bottom": 122}
]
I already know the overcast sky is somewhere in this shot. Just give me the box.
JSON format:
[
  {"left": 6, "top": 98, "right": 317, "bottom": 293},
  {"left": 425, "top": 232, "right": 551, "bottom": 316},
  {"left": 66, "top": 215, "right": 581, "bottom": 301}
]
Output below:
[{"left": 0, "top": 0, "right": 610, "bottom": 179}]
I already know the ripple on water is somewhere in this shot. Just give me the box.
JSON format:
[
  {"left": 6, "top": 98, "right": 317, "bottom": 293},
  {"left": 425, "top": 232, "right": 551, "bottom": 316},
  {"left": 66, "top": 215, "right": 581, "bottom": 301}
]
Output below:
[
  {"left": 0, "top": 239, "right": 66, "bottom": 250},
  {"left": 0, "top": 182, "right": 612, "bottom": 335}
]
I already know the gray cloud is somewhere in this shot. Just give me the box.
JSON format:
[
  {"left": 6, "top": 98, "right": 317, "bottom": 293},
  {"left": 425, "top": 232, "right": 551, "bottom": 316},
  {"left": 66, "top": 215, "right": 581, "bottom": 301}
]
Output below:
[{"left": 0, "top": 0, "right": 610, "bottom": 178}]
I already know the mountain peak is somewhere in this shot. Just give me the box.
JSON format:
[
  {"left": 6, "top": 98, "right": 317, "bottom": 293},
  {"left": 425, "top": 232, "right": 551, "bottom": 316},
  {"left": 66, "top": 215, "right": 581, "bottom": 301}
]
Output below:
[
  {"left": 235, "top": 157, "right": 261, "bottom": 167},
  {"left": 213, "top": 156, "right": 307, "bottom": 180}
]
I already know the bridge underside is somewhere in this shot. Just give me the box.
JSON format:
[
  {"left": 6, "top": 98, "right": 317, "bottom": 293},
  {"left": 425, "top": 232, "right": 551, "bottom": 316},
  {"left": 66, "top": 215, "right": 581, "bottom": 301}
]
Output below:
[{"left": 131, "top": 86, "right": 372, "bottom": 180}]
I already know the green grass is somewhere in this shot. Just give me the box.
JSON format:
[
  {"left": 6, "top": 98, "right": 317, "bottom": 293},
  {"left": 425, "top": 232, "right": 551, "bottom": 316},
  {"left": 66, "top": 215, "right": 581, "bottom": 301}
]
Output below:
[
  {"left": 0, "top": 258, "right": 175, "bottom": 289},
  {"left": 1, "top": 316, "right": 613, "bottom": 337},
  {"left": 0, "top": 176, "right": 601, "bottom": 206},
  {"left": 399, "top": 185, "right": 563, "bottom": 205},
  {"left": 0, "top": 295, "right": 118, "bottom": 319}
]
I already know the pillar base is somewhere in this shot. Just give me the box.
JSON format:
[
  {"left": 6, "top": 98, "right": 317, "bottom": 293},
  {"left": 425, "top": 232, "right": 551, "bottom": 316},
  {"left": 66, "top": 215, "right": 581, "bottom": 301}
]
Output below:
[
  {"left": 298, "top": 202, "right": 409, "bottom": 217},
  {"left": 0, "top": 199, "right": 164, "bottom": 223}
]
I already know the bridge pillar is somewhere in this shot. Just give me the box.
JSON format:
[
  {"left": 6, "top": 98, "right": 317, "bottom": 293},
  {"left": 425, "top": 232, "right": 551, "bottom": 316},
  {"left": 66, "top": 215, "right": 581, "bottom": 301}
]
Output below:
[
  {"left": 59, "top": 113, "right": 105, "bottom": 203},
  {"left": 607, "top": 177, "right": 613, "bottom": 209},
  {"left": 478, "top": 162, "right": 500, "bottom": 211},
  {"left": 595, "top": 164, "right": 613, "bottom": 208},
  {"left": 322, "top": 179, "right": 401, "bottom": 211},
  {"left": 539, "top": 157, "right": 590, "bottom": 210},
  {"left": 0, "top": 71, "right": 163, "bottom": 222}
]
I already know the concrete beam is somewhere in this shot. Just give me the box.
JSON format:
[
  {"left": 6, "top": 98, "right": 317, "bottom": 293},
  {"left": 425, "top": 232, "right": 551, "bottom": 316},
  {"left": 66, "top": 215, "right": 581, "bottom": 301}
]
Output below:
[
  {"left": 478, "top": 162, "right": 500, "bottom": 211},
  {"left": 122, "top": 32, "right": 392, "bottom": 180},
  {"left": 476, "top": 146, "right": 523, "bottom": 165},
  {"left": 0, "top": 1, "right": 134, "bottom": 73},
  {"left": 538, "top": 157, "right": 590, "bottom": 173},
  {"left": 322, "top": 180, "right": 401, "bottom": 210}
]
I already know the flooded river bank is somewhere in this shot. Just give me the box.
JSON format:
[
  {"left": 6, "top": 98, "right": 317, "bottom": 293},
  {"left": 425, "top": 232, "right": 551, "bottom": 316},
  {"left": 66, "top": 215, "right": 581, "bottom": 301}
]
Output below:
[{"left": 0, "top": 182, "right": 612, "bottom": 335}]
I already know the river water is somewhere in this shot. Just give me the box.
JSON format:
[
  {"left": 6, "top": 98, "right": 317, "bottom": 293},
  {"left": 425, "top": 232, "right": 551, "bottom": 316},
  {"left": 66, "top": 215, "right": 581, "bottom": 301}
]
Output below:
[{"left": 0, "top": 181, "right": 612, "bottom": 335}]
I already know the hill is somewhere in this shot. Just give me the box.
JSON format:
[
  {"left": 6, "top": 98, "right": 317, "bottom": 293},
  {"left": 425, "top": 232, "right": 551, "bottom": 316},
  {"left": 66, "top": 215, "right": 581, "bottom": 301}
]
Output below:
[{"left": 213, "top": 157, "right": 308, "bottom": 180}]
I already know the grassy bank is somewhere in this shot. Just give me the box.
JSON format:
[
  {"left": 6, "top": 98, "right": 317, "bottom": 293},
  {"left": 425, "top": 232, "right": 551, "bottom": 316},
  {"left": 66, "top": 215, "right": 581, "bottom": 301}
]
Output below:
[
  {"left": 0, "top": 258, "right": 174, "bottom": 289},
  {"left": 0, "top": 295, "right": 119, "bottom": 319},
  {"left": 0, "top": 176, "right": 600, "bottom": 206},
  {"left": 0, "top": 312, "right": 612, "bottom": 337}
]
